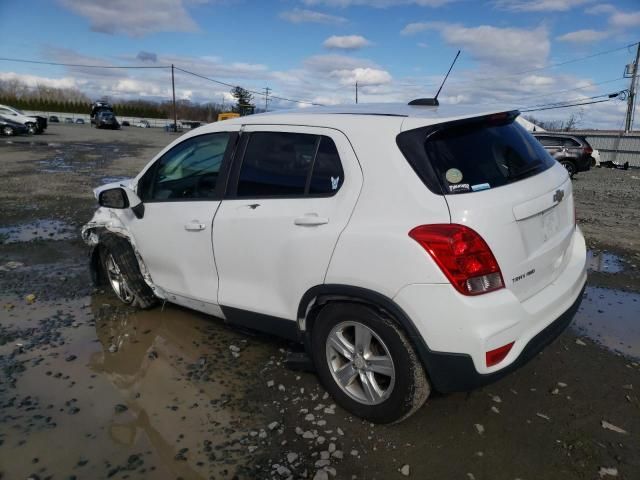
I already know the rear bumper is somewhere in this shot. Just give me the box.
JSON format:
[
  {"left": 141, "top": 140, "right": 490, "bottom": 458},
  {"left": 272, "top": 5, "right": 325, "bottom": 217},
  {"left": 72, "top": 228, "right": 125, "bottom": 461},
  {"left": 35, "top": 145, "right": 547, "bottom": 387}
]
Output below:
[
  {"left": 423, "top": 283, "right": 584, "bottom": 392},
  {"left": 393, "top": 227, "right": 587, "bottom": 393}
]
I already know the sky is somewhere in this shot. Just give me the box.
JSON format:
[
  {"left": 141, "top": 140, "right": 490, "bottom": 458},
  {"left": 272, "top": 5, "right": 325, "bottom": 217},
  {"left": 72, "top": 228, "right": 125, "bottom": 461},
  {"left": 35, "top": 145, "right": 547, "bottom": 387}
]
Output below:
[{"left": 0, "top": 0, "right": 639, "bottom": 128}]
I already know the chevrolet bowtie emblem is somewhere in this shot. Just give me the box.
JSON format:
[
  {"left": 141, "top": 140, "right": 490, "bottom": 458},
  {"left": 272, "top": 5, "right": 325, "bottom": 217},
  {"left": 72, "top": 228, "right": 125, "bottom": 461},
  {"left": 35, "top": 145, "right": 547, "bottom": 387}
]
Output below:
[{"left": 553, "top": 189, "right": 565, "bottom": 203}]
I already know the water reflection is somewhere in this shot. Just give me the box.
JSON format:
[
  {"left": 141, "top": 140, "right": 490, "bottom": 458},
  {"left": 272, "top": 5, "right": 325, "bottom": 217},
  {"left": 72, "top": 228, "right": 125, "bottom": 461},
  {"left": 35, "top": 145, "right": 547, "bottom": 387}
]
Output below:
[
  {"left": 573, "top": 286, "right": 640, "bottom": 358},
  {"left": 87, "top": 298, "right": 274, "bottom": 478}
]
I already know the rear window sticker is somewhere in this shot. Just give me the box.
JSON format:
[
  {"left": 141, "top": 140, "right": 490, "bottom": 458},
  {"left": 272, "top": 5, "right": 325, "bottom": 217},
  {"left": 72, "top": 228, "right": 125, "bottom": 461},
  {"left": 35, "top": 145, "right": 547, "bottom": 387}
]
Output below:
[
  {"left": 448, "top": 183, "right": 470, "bottom": 193},
  {"left": 445, "top": 168, "right": 463, "bottom": 184},
  {"left": 331, "top": 176, "right": 340, "bottom": 190},
  {"left": 471, "top": 183, "right": 491, "bottom": 191}
]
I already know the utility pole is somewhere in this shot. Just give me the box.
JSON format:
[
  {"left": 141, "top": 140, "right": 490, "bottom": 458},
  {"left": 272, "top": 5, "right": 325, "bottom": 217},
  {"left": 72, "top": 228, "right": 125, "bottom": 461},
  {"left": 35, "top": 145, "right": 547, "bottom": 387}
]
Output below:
[
  {"left": 624, "top": 42, "right": 640, "bottom": 133},
  {"left": 355, "top": 81, "right": 358, "bottom": 104},
  {"left": 171, "top": 64, "right": 178, "bottom": 132},
  {"left": 264, "top": 87, "right": 271, "bottom": 111}
]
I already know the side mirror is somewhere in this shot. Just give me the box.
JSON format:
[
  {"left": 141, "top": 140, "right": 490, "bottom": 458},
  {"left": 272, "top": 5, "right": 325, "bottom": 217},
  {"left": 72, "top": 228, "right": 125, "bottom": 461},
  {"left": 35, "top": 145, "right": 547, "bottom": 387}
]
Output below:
[{"left": 98, "top": 187, "right": 145, "bottom": 219}]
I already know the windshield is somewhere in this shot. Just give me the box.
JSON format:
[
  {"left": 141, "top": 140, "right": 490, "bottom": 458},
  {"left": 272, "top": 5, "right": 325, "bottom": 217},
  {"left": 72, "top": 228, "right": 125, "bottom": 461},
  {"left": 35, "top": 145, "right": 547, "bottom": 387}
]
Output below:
[{"left": 397, "top": 114, "right": 555, "bottom": 195}]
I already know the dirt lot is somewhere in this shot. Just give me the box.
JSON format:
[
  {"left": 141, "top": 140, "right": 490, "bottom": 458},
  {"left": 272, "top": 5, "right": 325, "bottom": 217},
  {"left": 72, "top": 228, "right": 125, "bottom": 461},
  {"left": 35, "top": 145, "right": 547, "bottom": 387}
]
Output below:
[{"left": 1, "top": 124, "right": 639, "bottom": 480}]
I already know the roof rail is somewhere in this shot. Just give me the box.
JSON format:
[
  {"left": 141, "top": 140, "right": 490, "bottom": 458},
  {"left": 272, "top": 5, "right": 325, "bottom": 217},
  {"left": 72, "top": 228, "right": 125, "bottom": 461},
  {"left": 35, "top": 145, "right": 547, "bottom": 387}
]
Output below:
[{"left": 408, "top": 98, "right": 439, "bottom": 106}]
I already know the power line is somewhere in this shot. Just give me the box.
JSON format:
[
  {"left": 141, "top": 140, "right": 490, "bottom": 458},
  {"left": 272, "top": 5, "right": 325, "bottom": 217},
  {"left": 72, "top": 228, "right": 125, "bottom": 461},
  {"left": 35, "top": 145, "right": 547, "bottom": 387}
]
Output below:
[
  {"left": 174, "top": 66, "right": 322, "bottom": 106},
  {"left": 455, "top": 42, "right": 639, "bottom": 85},
  {"left": 0, "top": 56, "right": 322, "bottom": 107},
  {"left": 0, "top": 56, "right": 170, "bottom": 69},
  {"left": 521, "top": 98, "right": 615, "bottom": 113},
  {"left": 520, "top": 90, "right": 625, "bottom": 110},
  {"left": 512, "top": 77, "right": 626, "bottom": 103}
]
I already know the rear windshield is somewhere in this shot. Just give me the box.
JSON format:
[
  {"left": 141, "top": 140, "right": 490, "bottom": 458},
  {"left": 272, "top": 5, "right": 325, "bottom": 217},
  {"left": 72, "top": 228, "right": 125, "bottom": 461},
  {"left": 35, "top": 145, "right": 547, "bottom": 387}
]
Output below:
[{"left": 397, "top": 114, "right": 555, "bottom": 195}]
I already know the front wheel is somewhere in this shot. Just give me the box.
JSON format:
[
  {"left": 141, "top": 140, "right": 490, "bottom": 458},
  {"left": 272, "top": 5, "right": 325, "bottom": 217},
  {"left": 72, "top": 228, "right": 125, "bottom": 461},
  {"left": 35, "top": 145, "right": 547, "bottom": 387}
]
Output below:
[
  {"left": 311, "top": 303, "right": 430, "bottom": 423},
  {"left": 560, "top": 160, "right": 576, "bottom": 177},
  {"left": 26, "top": 123, "right": 37, "bottom": 135},
  {"left": 98, "top": 234, "right": 158, "bottom": 309}
]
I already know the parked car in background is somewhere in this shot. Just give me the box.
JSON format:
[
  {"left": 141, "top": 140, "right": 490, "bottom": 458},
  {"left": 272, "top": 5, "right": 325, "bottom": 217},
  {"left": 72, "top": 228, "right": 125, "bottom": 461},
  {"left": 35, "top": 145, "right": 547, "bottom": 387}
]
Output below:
[
  {"left": 0, "top": 104, "right": 46, "bottom": 134},
  {"left": 65, "top": 117, "right": 74, "bottom": 124},
  {"left": 75, "top": 118, "right": 86, "bottom": 125},
  {"left": 83, "top": 103, "right": 587, "bottom": 423},
  {"left": 165, "top": 122, "right": 183, "bottom": 132},
  {"left": 121, "top": 121, "right": 130, "bottom": 127},
  {"left": 532, "top": 133, "right": 594, "bottom": 177},
  {"left": 90, "top": 101, "right": 114, "bottom": 126},
  {"left": 95, "top": 111, "right": 120, "bottom": 130},
  {"left": 49, "top": 115, "right": 60, "bottom": 123},
  {"left": 134, "top": 120, "right": 150, "bottom": 128},
  {"left": 1, "top": 115, "right": 29, "bottom": 136}
]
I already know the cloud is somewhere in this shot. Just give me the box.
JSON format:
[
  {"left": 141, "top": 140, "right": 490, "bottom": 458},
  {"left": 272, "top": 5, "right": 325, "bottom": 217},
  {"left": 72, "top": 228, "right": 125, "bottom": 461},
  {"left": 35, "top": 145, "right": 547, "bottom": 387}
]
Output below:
[
  {"left": 323, "top": 35, "right": 371, "bottom": 50},
  {"left": 585, "top": 5, "right": 640, "bottom": 31},
  {"left": 0, "top": 71, "right": 81, "bottom": 90},
  {"left": 609, "top": 10, "right": 640, "bottom": 29},
  {"left": 330, "top": 67, "right": 392, "bottom": 85},
  {"left": 279, "top": 8, "right": 347, "bottom": 24},
  {"left": 9, "top": 43, "right": 627, "bottom": 128},
  {"left": 557, "top": 29, "right": 609, "bottom": 43},
  {"left": 58, "top": 0, "right": 200, "bottom": 36},
  {"left": 401, "top": 22, "right": 431, "bottom": 35},
  {"left": 493, "top": 0, "right": 593, "bottom": 12},
  {"left": 303, "top": 0, "right": 457, "bottom": 7},
  {"left": 413, "top": 23, "right": 550, "bottom": 69},
  {"left": 136, "top": 51, "right": 158, "bottom": 63}
]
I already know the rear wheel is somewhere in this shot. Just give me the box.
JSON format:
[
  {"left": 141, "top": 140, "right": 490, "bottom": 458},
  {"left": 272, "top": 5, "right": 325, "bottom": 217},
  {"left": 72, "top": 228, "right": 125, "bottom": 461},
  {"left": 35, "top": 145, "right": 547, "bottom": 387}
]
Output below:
[
  {"left": 560, "top": 160, "right": 576, "bottom": 177},
  {"left": 2, "top": 125, "right": 13, "bottom": 136},
  {"left": 311, "top": 303, "right": 430, "bottom": 423},
  {"left": 99, "top": 234, "right": 158, "bottom": 309}
]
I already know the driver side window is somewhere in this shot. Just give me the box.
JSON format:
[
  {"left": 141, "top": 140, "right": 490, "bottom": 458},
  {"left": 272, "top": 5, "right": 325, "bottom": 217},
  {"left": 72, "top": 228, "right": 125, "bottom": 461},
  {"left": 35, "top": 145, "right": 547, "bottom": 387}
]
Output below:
[{"left": 140, "top": 132, "right": 230, "bottom": 202}]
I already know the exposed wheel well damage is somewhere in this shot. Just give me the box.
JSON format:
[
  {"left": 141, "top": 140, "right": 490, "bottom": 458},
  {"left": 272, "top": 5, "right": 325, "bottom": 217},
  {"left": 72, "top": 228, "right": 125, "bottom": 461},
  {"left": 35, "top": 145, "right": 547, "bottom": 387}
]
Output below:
[{"left": 82, "top": 222, "right": 165, "bottom": 300}]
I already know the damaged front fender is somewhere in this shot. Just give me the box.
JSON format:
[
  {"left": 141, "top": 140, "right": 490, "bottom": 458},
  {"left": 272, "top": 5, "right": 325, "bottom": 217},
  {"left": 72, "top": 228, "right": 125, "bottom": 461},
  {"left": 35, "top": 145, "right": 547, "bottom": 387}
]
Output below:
[{"left": 82, "top": 207, "right": 166, "bottom": 299}]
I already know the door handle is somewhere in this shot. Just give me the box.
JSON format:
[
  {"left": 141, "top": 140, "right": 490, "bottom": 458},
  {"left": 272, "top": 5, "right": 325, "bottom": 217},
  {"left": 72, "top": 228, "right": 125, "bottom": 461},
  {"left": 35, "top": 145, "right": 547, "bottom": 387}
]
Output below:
[
  {"left": 184, "top": 221, "right": 206, "bottom": 231},
  {"left": 294, "top": 215, "right": 329, "bottom": 226}
]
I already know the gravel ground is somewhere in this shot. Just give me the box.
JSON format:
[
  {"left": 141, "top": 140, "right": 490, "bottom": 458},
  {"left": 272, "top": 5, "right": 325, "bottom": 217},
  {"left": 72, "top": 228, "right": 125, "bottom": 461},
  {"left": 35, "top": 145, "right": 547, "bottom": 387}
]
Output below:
[{"left": 1, "top": 124, "right": 639, "bottom": 480}]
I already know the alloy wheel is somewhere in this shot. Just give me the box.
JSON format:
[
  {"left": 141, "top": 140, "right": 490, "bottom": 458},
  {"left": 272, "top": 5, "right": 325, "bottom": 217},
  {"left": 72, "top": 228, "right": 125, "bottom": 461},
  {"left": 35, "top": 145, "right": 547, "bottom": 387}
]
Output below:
[
  {"left": 325, "top": 321, "right": 396, "bottom": 405},
  {"left": 104, "top": 253, "right": 134, "bottom": 304}
]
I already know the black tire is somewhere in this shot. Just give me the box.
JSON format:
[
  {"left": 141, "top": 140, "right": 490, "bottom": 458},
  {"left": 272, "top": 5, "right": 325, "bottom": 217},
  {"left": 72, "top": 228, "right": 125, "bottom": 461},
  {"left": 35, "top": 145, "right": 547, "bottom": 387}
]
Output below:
[
  {"left": 560, "top": 160, "right": 576, "bottom": 177},
  {"left": 26, "top": 122, "right": 37, "bottom": 135},
  {"left": 2, "top": 125, "right": 13, "bottom": 136},
  {"left": 311, "top": 303, "right": 430, "bottom": 423},
  {"left": 99, "top": 234, "right": 158, "bottom": 309}
]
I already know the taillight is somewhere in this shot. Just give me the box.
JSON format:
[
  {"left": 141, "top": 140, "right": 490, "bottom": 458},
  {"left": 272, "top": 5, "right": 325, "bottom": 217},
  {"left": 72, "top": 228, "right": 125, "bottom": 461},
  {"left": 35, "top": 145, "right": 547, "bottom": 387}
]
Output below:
[
  {"left": 486, "top": 342, "right": 514, "bottom": 367},
  {"left": 409, "top": 224, "right": 504, "bottom": 296},
  {"left": 584, "top": 146, "right": 593, "bottom": 155}
]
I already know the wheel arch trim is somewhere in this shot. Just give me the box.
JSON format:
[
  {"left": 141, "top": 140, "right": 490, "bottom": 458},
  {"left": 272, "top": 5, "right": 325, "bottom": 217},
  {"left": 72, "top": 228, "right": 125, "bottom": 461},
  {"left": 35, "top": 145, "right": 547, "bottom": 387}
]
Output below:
[{"left": 297, "top": 284, "right": 438, "bottom": 380}]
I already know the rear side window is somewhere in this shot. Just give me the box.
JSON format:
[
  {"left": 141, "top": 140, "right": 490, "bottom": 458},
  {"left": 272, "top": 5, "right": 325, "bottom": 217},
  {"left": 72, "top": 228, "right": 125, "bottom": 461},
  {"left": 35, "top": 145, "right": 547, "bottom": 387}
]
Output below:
[
  {"left": 235, "top": 132, "right": 344, "bottom": 198},
  {"left": 309, "top": 137, "right": 344, "bottom": 194},
  {"left": 562, "top": 138, "right": 581, "bottom": 147},
  {"left": 397, "top": 114, "right": 555, "bottom": 195},
  {"left": 536, "top": 136, "right": 558, "bottom": 147}
]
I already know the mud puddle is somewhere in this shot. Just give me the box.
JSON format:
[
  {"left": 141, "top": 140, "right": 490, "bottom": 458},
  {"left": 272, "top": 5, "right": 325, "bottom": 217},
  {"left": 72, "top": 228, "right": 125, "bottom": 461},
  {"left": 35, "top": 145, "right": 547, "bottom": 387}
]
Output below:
[
  {"left": 0, "top": 294, "right": 279, "bottom": 479},
  {"left": 586, "top": 250, "right": 625, "bottom": 274},
  {"left": 573, "top": 286, "right": 640, "bottom": 358},
  {"left": 0, "top": 219, "right": 77, "bottom": 243}
]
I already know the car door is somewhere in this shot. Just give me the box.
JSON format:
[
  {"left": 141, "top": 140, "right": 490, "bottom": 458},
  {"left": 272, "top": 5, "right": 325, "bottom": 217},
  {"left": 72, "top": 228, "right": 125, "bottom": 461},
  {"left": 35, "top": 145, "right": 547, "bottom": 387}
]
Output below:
[
  {"left": 126, "top": 130, "right": 239, "bottom": 314},
  {"left": 212, "top": 125, "right": 363, "bottom": 326}
]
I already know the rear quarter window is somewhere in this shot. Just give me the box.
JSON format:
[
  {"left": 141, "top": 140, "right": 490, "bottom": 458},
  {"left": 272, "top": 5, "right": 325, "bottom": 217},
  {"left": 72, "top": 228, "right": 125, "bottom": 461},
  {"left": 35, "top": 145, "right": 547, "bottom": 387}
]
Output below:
[{"left": 397, "top": 114, "right": 555, "bottom": 195}]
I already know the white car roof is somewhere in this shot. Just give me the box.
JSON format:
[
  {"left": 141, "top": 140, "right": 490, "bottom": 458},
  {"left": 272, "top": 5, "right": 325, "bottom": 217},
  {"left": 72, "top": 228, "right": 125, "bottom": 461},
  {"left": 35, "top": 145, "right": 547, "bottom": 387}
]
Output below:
[{"left": 219, "top": 102, "right": 514, "bottom": 130}]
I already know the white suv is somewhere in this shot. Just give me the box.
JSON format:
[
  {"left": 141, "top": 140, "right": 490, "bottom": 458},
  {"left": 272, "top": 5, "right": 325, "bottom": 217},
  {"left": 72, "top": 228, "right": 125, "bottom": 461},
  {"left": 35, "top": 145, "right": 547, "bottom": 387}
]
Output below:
[{"left": 82, "top": 102, "right": 587, "bottom": 423}]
